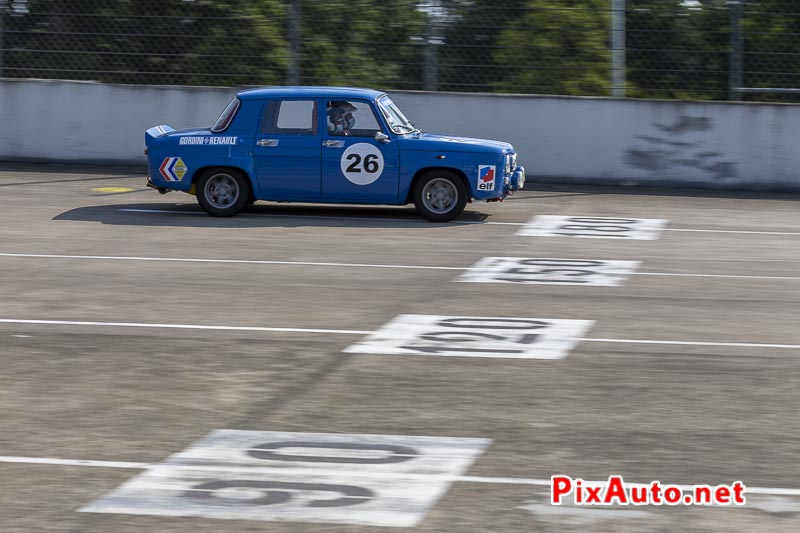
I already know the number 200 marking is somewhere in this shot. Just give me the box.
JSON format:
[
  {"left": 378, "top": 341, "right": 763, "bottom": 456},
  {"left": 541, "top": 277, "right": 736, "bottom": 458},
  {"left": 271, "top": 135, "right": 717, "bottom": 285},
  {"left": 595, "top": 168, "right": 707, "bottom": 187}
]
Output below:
[
  {"left": 345, "top": 314, "right": 594, "bottom": 359},
  {"left": 400, "top": 318, "right": 551, "bottom": 355}
]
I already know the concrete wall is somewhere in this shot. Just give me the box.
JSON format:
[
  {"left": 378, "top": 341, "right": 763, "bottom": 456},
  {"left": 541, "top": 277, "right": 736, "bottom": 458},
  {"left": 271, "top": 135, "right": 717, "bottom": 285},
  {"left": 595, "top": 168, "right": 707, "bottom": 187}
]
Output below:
[
  {"left": 0, "top": 79, "right": 237, "bottom": 164},
  {"left": 2, "top": 78, "right": 800, "bottom": 190},
  {"left": 390, "top": 92, "right": 800, "bottom": 191}
]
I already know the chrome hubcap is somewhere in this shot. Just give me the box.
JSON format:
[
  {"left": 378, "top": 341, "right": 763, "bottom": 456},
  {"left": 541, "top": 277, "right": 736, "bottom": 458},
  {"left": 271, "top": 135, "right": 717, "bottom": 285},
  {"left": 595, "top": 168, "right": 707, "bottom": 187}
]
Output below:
[
  {"left": 422, "top": 178, "right": 457, "bottom": 214},
  {"left": 205, "top": 174, "right": 240, "bottom": 209}
]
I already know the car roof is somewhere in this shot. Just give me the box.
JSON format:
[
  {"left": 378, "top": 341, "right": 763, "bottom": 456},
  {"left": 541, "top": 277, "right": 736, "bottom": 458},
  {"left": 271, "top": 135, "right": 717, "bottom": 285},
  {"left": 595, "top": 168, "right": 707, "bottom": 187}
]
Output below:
[{"left": 237, "top": 86, "right": 386, "bottom": 101}]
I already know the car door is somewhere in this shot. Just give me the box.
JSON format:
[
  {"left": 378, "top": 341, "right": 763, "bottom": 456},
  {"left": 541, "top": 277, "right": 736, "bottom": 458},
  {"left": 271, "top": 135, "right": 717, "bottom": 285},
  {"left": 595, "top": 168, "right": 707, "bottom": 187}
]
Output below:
[
  {"left": 321, "top": 99, "right": 400, "bottom": 203},
  {"left": 254, "top": 98, "right": 321, "bottom": 200}
]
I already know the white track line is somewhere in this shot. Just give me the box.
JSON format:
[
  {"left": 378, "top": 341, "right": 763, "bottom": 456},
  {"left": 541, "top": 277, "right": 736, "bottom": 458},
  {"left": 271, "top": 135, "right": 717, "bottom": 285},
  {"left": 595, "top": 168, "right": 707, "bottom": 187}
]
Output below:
[
  {"left": 0, "top": 455, "right": 798, "bottom": 496},
  {"left": 117, "top": 208, "right": 800, "bottom": 235},
  {"left": 630, "top": 272, "right": 800, "bottom": 281},
  {"left": 579, "top": 338, "right": 800, "bottom": 349},
  {"left": 1, "top": 318, "right": 798, "bottom": 350},
  {"left": 0, "top": 319, "right": 370, "bottom": 335},
  {"left": 1, "top": 253, "right": 800, "bottom": 281},
  {"left": 0, "top": 253, "right": 463, "bottom": 271},
  {"left": 663, "top": 228, "right": 800, "bottom": 236},
  {"left": 0, "top": 456, "right": 146, "bottom": 469}
]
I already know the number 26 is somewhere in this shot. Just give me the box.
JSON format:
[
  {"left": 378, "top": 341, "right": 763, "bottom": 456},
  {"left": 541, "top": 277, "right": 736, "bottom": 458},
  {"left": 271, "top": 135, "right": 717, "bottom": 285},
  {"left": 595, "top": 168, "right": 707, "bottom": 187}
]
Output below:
[{"left": 345, "top": 153, "right": 379, "bottom": 173}]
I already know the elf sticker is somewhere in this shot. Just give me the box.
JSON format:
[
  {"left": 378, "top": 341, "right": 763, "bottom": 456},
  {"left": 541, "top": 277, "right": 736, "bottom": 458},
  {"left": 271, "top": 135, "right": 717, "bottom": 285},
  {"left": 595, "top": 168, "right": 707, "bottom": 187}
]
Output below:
[{"left": 478, "top": 165, "right": 495, "bottom": 191}]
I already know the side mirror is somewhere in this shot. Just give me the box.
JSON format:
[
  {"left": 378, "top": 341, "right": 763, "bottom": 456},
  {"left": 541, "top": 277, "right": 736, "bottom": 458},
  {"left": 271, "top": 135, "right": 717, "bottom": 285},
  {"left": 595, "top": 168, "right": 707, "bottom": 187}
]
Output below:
[{"left": 375, "top": 131, "right": 390, "bottom": 143}]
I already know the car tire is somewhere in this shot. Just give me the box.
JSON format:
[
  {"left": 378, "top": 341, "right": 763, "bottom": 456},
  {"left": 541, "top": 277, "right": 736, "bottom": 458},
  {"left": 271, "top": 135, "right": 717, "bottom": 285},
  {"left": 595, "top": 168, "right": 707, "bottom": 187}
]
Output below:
[
  {"left": 413, "top": 170, "right": 468, "bottom": 222},
  {"left": 196, "top": 169, "right": 250, "bottom": 217}
]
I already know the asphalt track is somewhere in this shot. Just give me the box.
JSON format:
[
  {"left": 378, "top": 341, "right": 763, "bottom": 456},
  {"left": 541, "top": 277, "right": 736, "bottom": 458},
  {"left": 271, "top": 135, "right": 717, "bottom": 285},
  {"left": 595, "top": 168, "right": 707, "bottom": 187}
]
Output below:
[{"left": 1, "top": 164, "right": 799, "bottom": 532}]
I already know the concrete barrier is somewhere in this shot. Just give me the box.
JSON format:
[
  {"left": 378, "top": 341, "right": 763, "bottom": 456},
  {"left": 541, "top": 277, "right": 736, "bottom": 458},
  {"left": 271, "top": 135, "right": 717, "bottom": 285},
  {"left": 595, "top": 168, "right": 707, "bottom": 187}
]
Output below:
[
  {"left": 2, "top": 78, "right": 799, "bottom": 190},
  {"left": 0, "top": 79, "right": 236, "bottom": 164}
]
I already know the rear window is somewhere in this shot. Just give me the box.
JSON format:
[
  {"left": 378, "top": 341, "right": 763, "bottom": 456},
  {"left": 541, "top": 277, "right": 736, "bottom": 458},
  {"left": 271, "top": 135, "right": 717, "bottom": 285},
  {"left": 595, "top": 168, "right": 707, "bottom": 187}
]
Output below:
[
  {"left": 261, "top": 99, "right": 319, "bottom": 136},
  {"left": 211, "top": 97, "right": 240, "bottom": 133}
]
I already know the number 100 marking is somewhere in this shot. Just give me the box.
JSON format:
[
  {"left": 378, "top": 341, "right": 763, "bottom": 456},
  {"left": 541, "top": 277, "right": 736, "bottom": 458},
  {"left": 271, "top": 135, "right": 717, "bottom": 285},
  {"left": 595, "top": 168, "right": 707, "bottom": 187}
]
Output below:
[{"left": 516, "top": 215, "right": 667, "bottom": 240}]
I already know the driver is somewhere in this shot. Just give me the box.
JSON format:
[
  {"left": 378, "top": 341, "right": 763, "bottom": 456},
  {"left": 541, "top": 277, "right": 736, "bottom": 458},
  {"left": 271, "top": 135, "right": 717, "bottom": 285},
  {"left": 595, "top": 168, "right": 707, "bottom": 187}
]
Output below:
[{"left": 327, "top": 101, "right": 357, "bottom": 135}]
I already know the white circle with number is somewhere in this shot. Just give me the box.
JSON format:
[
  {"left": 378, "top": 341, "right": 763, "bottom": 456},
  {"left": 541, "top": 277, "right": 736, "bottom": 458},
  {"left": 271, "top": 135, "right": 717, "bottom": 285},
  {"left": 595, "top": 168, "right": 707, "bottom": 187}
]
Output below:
[{"left": 340, "top": 143, "right": 384, "bottom": 185}]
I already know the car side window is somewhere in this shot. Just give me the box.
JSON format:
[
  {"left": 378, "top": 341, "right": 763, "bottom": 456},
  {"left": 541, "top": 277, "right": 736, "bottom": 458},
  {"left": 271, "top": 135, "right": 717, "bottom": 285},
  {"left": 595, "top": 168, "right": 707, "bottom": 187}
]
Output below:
[
  {"left": 211, "top": 97, "right": 240, "bottom": 133},
  {"left": 326, "top": 100, "right": 382, "bottom": 137},
  {"left": 261, "top": 99, "right": 318, "bottom": 136}
]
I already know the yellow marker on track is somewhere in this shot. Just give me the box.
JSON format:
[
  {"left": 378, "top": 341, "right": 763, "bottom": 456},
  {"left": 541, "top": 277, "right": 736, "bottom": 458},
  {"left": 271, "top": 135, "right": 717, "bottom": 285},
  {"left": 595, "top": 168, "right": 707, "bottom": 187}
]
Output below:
[{"left": 92, "top": 187, "right": 135, "bottom": 194}]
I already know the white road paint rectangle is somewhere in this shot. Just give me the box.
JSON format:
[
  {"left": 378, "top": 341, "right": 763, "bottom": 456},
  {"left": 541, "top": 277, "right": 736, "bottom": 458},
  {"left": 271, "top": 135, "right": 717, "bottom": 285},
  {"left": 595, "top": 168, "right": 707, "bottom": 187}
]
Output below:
[
  {"left": 164, "top": 430, "right": 491, "bottom": 475},
  {"left": 81, "top": 430, "right": 490, "bottom": 528},
  {"left": 516, "top": 215, "right": 667, "bottom": 240},
  {"left": 458, "top": 257, "right": 640, "bottom": 286},
  {"left": 81, "top": 467, "right": 440, "bottom": 527},
  {"left": 344, "top": 314, "right": 594, "bottom": 359}
]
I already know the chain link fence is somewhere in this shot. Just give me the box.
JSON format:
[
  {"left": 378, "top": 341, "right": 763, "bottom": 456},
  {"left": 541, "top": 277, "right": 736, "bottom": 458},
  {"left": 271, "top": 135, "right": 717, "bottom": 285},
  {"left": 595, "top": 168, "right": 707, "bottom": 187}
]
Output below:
[{"left": 2, "top": 1, "right": 800, "bottom": 102}]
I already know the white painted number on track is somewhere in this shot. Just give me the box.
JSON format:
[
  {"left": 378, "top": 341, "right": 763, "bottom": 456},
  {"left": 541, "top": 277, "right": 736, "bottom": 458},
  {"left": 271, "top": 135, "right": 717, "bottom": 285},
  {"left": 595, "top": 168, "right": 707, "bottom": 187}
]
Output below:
[
  {"left": 344, "top": 314, "right": 594, "bottom": 359},
  {"left": 81, "top": 430, "right": 490, "bottom": 528},
  {"left": 516, "top": 215, "right": 667, "bottom": 240},
  {"left": 458, "top": 257, "right": 641, "bottom": 287}
]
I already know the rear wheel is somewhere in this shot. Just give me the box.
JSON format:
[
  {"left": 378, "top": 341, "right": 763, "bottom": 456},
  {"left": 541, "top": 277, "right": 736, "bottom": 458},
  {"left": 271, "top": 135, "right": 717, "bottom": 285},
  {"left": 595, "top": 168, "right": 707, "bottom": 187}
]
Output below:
[
  {"left": 413, "top": 170, "right": 468, "bottom": 222},
  {"left": 196, "top": 169, "right": 250, "bottom": 217}
]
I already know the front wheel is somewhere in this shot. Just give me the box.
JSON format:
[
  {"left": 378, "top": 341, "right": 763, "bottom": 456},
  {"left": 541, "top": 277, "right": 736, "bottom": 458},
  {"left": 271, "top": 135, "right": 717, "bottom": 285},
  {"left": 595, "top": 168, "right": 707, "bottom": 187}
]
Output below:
[
  {"left": 413, "top": 171, "right": 468, "bottom": 222},
  {"left": 196, "top": 169, "right": 250, "bottom": 217}
]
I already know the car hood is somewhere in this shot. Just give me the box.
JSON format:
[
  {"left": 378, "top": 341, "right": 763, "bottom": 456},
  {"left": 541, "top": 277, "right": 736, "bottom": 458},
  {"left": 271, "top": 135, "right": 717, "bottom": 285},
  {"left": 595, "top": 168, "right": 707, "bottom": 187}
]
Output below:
[{"left": 397, "top": 132, "right": 513, "bottom": 153}]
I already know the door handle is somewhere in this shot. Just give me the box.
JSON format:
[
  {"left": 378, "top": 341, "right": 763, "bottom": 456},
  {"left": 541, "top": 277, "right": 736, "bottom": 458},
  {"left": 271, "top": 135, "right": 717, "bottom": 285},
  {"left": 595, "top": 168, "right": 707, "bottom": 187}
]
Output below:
[
  {"left": 257, "top": 139, "right": 279, "bottom": 147},
  {"left": 323, "top": 140, "right": 344, "bottom": 148}
]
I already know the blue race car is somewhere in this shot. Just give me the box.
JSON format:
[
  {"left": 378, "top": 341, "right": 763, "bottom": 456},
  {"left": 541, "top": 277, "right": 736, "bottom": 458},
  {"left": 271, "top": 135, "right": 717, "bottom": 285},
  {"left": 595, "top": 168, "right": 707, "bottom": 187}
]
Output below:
[{"left": 145, "top": 87, "right": 525, "bottom": 222}]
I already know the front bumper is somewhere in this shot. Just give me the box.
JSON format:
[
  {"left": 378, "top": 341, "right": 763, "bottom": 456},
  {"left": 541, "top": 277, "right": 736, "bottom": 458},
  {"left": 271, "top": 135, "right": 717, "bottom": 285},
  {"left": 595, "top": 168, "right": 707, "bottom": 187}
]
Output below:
[{"left": 502, "top": 165, "right": 525, "bottom": 196}]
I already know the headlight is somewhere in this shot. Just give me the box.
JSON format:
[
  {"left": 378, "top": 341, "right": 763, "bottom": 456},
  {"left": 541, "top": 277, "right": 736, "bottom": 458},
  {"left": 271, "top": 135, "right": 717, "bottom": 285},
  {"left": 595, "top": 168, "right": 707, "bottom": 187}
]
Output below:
[{"left": 504, "top": 153, "right": 517, "bottom": 175}]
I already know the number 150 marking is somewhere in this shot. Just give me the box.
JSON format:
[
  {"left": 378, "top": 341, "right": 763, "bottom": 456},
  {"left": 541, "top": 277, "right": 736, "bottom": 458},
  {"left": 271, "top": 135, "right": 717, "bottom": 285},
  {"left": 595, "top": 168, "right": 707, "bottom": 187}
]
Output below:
[{"left": 458, "top": 257, "right": 641, "bottom": 287}]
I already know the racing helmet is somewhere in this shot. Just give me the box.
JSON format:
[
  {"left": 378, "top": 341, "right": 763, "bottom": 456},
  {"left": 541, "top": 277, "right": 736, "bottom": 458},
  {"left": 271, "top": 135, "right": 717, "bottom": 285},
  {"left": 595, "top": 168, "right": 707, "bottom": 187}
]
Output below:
[{"left": 328, "top": 101, "right": 357, "bottom": 134}]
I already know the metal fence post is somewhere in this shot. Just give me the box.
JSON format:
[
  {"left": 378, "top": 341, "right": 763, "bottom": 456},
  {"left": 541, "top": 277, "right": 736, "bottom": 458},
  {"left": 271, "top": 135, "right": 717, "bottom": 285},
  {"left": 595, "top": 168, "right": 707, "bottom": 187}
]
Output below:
[
  {"left": 423, "top": 6, "right": 438, "bottom": 91},
  {"left": 287, "top": 0, "right": 301, "bottom": 85},
  {"left": 0, "top": 1, "right": 6, "bottom": 78},
  {"left": 611, "top": 0, "right": 626, "bottom": 97},
  {"left": 728, "top": 1, "right": 743, "bottom": 100}
]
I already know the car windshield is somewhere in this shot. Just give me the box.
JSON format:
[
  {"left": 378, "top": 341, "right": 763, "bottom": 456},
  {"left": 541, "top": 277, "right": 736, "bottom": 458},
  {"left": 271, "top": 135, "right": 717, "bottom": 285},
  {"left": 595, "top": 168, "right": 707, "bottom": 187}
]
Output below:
[{"left": 378, "top": 95, "right": 418, "bottom": 134}]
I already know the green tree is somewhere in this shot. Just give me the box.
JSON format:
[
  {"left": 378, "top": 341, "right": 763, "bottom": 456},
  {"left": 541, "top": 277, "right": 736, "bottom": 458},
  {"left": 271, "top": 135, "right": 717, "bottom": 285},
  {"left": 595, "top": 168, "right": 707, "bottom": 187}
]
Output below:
[
  {"left": 4, "top": 0, "right": 288, "bottom": 86},
  {"left": 493, "top": 0, "right": 610, "bottom": 96},
  {"left": 297, "top": 0, "right": 426, "bottom": 90},
  {"left": 437, "top": 0, "right": 528, "bottom": 93},
  {"left": 738, "top": 0, "right": 800, "bottom": 102},
  {"left": 435, "top": 1, "right": 611, "bottom": 96},
  {"left": 626, "top": 0, "right": 730, "bottom": 100}
]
